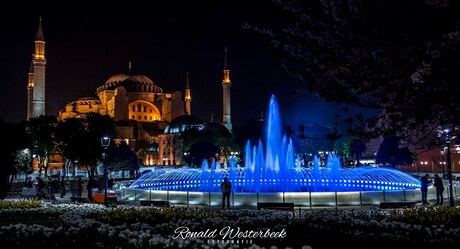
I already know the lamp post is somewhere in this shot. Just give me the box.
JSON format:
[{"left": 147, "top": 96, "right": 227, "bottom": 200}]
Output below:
[
  {"left": 443, "top": 129, "right": 455, "bottom": 207},
  {"left": 101, "top": 136, "right": 111, "bottom": 206},
  {"left": 24, "top": 148, "right": 33, "bottom": 187},
  {"left": 73, "top": 160, "right": 78, "bottom": 177},
  {"left": 183, "top": 152, "right": 189, "bottom": 166},
  {"left": 28, "top": 148, "right": 32, "bottom": 173}
]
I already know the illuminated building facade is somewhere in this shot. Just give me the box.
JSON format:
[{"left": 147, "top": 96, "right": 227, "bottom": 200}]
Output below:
[
  {"left": 58, "top": 67, "right": 188, "bottom": 165},
  {"left": 25, "top": 19, "right": 233, "bottom": 167}
]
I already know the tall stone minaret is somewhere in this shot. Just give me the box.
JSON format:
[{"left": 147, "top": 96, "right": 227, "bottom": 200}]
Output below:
[
  {"left": 32, "top": 17, "right": 46, "bottom": 118},
  {"left": 185, "top": 71, "right": 191, "bottom": 115},
  {"left": 222, "top": 47, "right": 232, "bottom": 132},
  {"left": 27, "top": 61, "right": 34, "bottom": 120}
]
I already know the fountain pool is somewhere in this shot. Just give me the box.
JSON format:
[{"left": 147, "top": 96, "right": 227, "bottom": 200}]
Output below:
[{"left": 124, "top": 95, "right": 422, "bottom": 206}]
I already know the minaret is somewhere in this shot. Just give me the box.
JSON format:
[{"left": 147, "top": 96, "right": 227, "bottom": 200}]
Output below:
[
  {"left": 27, "top": 61, "right": 34, "bottom": 120},
  {"left": 222, "top": 47, "right": 232, "bottom": 132},
  {"left": 32, "top": 17, "right": 46, "bottom": 118},
  {"left": 185, "top": 71, "right": 192, "bottom": 115}
]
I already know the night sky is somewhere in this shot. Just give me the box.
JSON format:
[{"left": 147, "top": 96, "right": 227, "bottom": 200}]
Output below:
[{"left": 0, "top": 2, "right": 365, "bottom": 129}]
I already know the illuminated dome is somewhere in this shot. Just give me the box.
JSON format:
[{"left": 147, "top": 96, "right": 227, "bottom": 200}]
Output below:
[
  {"left": 164, "top": 115, "right": 206, "bottom": 134},
  {"left": 96, "top": 73, "right": 163, "bottom": 94}
]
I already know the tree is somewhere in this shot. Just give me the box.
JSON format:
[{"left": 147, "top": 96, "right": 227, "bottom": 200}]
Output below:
[
  {"left": 294, "top": 123, "right": 335, "bottom": 162},
  {"left": 135, "top": 139, "right": 159, "bottom": 165},
  {"left": 13, "top": 149, "right": 33, "bottom": 175},
  {"left": 0, "top": 121, "right": 30, "bottom": 199},
  {"left": 232, "top": 118, "right": 263, "bottom": 148},
  {"left": 376, "top": 136, "right": 413, "bottom": 167},
  {"left": 108, "top": 141, "right": 139, "bottom": 171},
  {"left": 188, "top": 140, "right": 221, "bottom": 166},
  {"left": 68, "top": 113, "right": 116, "bottom": 177},
  {"left": 27, "top": 115, "right": 58, "bottom": 177},
  {"left": 334, "top": 135, "right": 367, "bottom": 166},
  {"left": 252, "top": 0, "right": 460, "bottom": 146},
  {"left": 180, "top": 127, "right": 213, "bottom": 152},
  {"left": 180, "top": 124, "right": 236, "bottom": 166},
  {"left": 55, "top": 117, "right": 83, "bottom": 177}
]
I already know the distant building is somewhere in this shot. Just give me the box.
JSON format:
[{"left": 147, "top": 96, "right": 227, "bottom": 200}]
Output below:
[
  {"left": 359, "top": 136, "right": 384, "bottom": 165},
  {"left": 397, "top": 146, "right": 460, "bottom": 175}
]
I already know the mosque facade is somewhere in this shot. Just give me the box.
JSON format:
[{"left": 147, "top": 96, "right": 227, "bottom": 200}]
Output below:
[{"left": 27, "top": 19, "right": 233, "bottom": 167}]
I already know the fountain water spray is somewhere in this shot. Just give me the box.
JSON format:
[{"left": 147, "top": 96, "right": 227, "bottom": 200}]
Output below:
[{"left": 130, "top": 95, "right": 421, "bottom": 192}]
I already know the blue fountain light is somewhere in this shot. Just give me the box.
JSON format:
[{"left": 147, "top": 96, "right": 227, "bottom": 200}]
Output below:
[{"left": 130, "top": 95, "right": 421, "bottom": 192}]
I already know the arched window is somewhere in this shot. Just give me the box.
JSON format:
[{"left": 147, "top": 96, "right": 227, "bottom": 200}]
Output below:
[{"left": 129, "top": 101, "right": 160, "bottom": 123}]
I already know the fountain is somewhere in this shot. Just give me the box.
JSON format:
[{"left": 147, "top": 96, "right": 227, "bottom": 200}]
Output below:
[{"left": 129, "top": 95, "right": 421, "bottom": 193}]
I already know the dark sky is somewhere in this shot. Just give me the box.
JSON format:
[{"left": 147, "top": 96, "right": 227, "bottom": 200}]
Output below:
[{"left": 0, "top": 2, "right": 366, "bottom": 128}]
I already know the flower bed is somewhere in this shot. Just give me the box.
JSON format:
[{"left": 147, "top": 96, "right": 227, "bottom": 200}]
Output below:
[{"left": 0, "top": 199, "right": 459, "bottom": 249}]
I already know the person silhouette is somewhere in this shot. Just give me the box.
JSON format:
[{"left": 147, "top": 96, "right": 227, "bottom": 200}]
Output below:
[
  {"left": 433, "top": 174, "right": 444, "bottom": 205},
  {"left": 220, "top": 177, "right": 232, "bottom": 209},
  {"left": 37, "top": 177, "right": 46, "bottom": 196},
  {"left": 59, "top": 177, "right": 66, "bottom": 198},
  {"left": 420, "top": 174, "right": 429, "bottom": 205}
]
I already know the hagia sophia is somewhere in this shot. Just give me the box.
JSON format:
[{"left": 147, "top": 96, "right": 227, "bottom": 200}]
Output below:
[{"left": 27, "top": 18, "right": 233, "bottom": 167}]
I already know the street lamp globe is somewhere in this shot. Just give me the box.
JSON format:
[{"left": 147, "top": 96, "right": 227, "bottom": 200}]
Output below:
[{"left": 101, "top": 136, "right": 111, "bottom": 149}]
